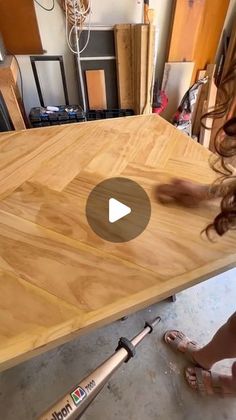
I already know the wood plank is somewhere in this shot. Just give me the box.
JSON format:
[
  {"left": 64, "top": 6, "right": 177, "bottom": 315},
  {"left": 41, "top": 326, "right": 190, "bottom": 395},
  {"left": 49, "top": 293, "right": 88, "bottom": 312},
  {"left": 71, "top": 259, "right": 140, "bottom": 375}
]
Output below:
[
  {"left": 0, "top": 0, "right": 43, "bottom": 54},
  {"left": 114, "top": 24, "right": 134, "bottom": 109},
  {"left": 0, "top": 121, "right": 118, "bottom": 199},
  {"left": 191, "top": 0, "right": 230, "bottom": 82},
  {"left": 0, "top": 85, "right": 26, "bottom": 130},
  {"left": 191, "top": 69, "right": 207, "bottom": 133},
  {"left": 192, "top": 64, "right": 215, "bottom": 138},
  {"left": 0, "top": 268, "right": 81, "bottom": 368},
  {"left": 30, "top": 124, "right": 112, "bottom": 191},
  {"left": 0, "top": 56, "right": 18, "bottom": 85},
  {"left": 85, "top": 70, "right": 107, "bottom": 110},
  {"left": 0, "top": 208, "right": 160, "bottom": 308},
  {"left": 161, "top": 62, "right": 194, "bottom": 121},
  {"left": 168, "top": 0, "right": 205, "bottom": 62},
  {"left": 133, "top": 24, "right": 149, "bottom": 114},
  {"left": 199, "top": 65, "right": 217, "bottom": 148}
]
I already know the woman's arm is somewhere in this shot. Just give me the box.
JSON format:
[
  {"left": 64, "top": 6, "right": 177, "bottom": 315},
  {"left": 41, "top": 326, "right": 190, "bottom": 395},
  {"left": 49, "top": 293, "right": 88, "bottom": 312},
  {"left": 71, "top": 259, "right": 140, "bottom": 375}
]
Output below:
[{"left": 156, "top": 178, "right": 236, "bottom": 207}]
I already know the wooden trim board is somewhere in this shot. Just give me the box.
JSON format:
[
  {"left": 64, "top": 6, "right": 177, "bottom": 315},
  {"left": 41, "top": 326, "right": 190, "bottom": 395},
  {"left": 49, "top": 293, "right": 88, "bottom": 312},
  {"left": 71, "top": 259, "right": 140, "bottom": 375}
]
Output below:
[
  {"left": 191, "top": 69, "right": 207, "bottom": 130},
  {"left": 114, "top": 24, "right": 134, "bottom": 109},
  {"left": 199, "top": 65, "right": 217, "bottom": 148},
  {"left": 114, "top": 24, "right": 156, "bottom": 115},
  {"left": 85, "top": 70, "right": 107, "bottom": 110}
]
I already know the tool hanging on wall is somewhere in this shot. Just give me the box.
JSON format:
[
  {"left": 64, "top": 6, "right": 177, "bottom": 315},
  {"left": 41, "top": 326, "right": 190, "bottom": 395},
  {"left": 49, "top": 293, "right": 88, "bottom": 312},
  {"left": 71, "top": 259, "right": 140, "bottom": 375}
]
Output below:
[
  {"left": 39, "top": 316, "right": 161, "bottom": 420},
  {"left": 142, "top": 6, "right": 156, "bottom": 115}
]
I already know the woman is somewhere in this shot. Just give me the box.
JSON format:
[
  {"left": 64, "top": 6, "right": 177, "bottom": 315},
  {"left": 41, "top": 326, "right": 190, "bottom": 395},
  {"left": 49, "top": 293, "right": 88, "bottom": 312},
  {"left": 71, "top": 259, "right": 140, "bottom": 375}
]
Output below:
[{"left": 156, "top": 58, "right": 236, "bottom": 396}]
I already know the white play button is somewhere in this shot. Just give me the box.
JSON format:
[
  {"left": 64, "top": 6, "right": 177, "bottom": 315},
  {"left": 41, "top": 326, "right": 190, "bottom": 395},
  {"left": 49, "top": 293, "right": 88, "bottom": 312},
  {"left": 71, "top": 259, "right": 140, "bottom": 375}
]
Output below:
[{"left": 109, "top": 198, "right": 131, "bottom": 223}]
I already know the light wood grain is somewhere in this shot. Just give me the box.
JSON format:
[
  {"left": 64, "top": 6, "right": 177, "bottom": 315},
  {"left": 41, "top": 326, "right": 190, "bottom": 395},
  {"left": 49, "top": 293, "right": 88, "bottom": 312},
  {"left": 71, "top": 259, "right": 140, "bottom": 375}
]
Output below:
[
  {"left": 143, "top": 24, "right": 155, "bottom": 114},
  {"left": 85, "top": 70, "right": 107, "bottom": 110},
  {"left": 133, "top": 25, "right": 148, "bottom": 114},
  {"left": 0, "top": 114, "right": 235, "bottom": 371},
  {"left": 0, "top": 84, "right": 26, "bottom": 130},
  {"left": 209, "top": 21, "right": 236, "bottom": 152},
  {"left": 0, "top": 56, "right": 26, "bottom": 130},
  {"left": 199, "top": 65, "right": 217, "bottom": 148},
  {"left": 191, "top": 0, "right": 229, "bottom": 82},
  {"left": 168, "top": 0, "right": 205, "bottom": 62},
  {"left": 0, "top": 56, "right": 18, "bottom": 85},
  {"left": 167, "top": 0, "right": 230, "bottom": 83},
  {"left": 114, "top": 24, "right": 134, "bottom": 109},
  {"left": 192, "top": 69, "right": 207, "bottom": 135}
]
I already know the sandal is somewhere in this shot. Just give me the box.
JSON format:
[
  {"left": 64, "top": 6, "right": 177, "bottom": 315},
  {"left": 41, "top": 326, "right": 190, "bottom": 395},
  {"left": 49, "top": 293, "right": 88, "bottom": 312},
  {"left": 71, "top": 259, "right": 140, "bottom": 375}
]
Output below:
[
  {"left": 164, "top": 330, "right": 200, "bottom": 364},
  {"left": 185, "top": 367, "right": 234, "bottom": 397}
]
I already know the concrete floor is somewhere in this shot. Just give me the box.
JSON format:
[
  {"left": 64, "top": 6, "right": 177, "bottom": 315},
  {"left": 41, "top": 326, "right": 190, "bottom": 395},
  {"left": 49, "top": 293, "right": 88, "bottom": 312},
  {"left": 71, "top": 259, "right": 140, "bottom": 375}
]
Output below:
[{"left": 0, "top": 270, "right": 236, "bottom": 420}]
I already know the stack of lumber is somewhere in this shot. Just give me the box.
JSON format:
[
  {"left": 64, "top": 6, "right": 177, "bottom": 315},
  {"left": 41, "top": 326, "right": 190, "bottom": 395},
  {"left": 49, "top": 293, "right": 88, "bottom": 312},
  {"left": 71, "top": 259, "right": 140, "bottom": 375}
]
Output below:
[
  {"left": 114, "top": 23, "right": 156, "bottom": 115},
  {"left": 161, "top": 0, "right": 229, "bottom": 134}
]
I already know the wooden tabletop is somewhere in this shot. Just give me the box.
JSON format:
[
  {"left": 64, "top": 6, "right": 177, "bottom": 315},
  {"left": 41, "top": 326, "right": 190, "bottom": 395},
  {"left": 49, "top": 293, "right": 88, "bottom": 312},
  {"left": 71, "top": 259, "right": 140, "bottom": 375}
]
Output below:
[{"left": 0, "top": 115, "right": 235, "bottom": 371}]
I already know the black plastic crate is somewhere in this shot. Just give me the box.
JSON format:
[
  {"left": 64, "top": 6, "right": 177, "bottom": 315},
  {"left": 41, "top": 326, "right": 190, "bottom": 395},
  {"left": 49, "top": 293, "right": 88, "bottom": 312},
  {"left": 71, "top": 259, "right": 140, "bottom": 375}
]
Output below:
[
  {"left": 29, "top": 107, "right": 134, "bottom": 128},
  {"left": 87, "top": 109, "right": 134, "bottom": 121},
  {"left": 29, "top": 106, "right": 86, "bottom": 127}
]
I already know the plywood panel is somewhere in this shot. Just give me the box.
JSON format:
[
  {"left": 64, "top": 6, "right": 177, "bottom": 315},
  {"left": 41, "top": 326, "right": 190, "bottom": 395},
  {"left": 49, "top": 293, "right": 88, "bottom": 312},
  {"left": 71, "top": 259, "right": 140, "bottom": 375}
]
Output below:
[
  {"left": 0, "top": 0, "right": 43, "bottom": 54},
  {"left": 167, "top": 0, "right": 230, "bottom": 82},
  {"left": 168, "top": 0, "right": 205, "bottom": 62},
  {"left": 192, "top": 0, "right": 230, "bottom": 82},
  {"left": 199, "top": 65, "right": 217, "bottom": 148},
  {"left": 114, "top": 24, "right": 155, "bottom": 114},
  {"left": 143, "top": 24, "right": 156, "bottom": 114},
  {"left": 134, "top": 24, "right": 149, "bottom": 114},
  {"left": 161, "top": 62, "right": 194, "bottom": 121},
  {"left": 0, "top": 115, "right": 236, "bottom": 370}
]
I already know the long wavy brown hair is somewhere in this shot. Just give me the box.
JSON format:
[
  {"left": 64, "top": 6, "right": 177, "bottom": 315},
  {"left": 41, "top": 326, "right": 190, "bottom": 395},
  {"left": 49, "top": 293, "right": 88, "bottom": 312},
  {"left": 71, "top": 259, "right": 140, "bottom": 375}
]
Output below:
[{"left": 201, "top": 56, "right": 236, "bottom": 236}]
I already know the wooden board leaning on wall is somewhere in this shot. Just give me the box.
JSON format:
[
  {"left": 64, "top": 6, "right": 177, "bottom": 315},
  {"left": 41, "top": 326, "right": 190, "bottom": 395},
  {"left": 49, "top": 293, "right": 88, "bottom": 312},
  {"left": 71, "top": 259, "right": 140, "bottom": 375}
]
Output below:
[
  {"left": 168, "top": 0, "right": 230, "bottom": 83},
  {"left": 114, "top": 24, "right": 155, "bottom": 115}
]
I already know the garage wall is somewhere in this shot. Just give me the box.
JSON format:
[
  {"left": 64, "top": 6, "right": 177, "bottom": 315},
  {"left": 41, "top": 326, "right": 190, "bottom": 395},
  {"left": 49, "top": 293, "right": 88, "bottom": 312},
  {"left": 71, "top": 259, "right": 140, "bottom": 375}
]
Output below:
[{"left": 16, "top": 0, "right": 173, "bottom": 115}]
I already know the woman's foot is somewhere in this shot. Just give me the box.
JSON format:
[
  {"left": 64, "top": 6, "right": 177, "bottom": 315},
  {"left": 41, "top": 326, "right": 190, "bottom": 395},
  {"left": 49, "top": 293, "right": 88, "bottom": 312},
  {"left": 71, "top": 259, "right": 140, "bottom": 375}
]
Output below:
[
  {"left": 164, "top": 330, "right": 212, "bottom": 370},
  {"left": 185, "top": 365, "right": 236, "bottom": 397}
]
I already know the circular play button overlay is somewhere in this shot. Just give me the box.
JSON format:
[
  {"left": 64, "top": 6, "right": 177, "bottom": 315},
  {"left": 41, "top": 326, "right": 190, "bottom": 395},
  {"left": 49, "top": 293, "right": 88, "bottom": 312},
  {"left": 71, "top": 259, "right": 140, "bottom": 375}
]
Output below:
[{"left": 86, "top": 177, "right": 151, "bottom": 243}]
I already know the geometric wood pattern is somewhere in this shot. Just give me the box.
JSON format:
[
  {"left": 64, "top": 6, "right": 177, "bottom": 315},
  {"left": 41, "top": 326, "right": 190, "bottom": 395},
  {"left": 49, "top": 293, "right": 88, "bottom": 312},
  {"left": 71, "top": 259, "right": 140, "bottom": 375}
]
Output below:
[{"left": 0, "top": 115, "right": 235, "bottom": 371}]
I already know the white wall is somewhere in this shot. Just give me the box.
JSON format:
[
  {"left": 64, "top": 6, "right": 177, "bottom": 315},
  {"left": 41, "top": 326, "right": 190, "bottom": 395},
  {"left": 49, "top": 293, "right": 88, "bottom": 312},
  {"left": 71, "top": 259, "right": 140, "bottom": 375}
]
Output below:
[{"left": 17, "top": 0, "right": 173, "bottom": 115}]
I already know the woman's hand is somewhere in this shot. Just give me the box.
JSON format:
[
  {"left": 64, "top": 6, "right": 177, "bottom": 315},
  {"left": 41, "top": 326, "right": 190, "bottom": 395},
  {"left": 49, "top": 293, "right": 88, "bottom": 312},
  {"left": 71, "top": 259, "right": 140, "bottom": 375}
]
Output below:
[{"left": 156, "top": 179, "right": 209, "bottom": 207}]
